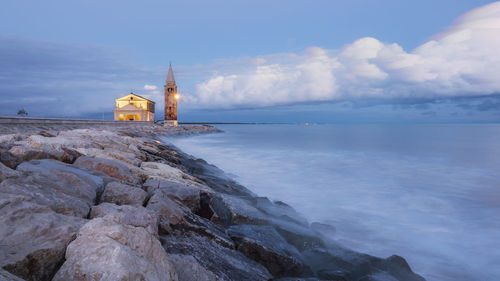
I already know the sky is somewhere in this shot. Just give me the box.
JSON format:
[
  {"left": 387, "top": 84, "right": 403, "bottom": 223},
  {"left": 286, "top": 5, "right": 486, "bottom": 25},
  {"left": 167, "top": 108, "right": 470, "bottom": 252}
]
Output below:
[{"left": 1, "top": 0, "right": 500, "bottom": 123}]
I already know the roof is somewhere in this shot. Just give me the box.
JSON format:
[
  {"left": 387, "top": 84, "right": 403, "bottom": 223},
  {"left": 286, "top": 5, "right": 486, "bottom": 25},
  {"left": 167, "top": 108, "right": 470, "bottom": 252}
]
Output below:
[
  {"left": 115, "top": 93, "right": 155, "bottom": 103},
  {"left": 166, "top": 64, "right": 175, "bottom": 84}
]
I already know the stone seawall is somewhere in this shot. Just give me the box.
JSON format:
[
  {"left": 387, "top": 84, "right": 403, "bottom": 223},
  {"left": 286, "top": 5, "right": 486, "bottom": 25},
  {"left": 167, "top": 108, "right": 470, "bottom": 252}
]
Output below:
[{"left": 0, "top": 116, "right": 151, "bottom": 125}]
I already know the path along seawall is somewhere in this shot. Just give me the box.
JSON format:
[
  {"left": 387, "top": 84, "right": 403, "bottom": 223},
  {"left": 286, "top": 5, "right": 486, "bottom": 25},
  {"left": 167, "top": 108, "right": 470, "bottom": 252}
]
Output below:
[{"left": 0, "top": 118, "right": 426, "bottom": 281}]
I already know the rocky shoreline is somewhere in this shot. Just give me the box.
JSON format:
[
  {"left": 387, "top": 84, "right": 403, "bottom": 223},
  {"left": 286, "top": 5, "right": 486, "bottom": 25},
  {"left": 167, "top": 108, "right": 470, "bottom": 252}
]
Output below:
[{"left": 0, "top": 124, "right": 426, "bottom": 281}]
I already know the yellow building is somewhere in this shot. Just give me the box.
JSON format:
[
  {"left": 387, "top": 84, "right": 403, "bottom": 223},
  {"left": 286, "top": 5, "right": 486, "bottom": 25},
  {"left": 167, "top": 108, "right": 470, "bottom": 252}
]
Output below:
[{"left": 114, "top": 93, "right": 155, "bottom": 121}]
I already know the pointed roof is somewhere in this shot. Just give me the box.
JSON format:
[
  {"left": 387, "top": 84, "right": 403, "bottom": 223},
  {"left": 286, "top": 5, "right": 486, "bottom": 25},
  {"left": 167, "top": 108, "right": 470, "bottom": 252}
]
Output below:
[
  {"left": 166, "top": 63, "right": 175, "bottom": 84},
  {"left": 116, "top": 93, "right": 155, "bottom": 103}
]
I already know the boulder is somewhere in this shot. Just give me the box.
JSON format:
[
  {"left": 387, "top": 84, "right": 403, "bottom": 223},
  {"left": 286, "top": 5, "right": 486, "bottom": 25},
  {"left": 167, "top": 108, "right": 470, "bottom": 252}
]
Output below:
[
  {"left": 0, "top": 195, "right": 84, "bottom": 281},
  {"left": 75, "top": 147, "right": 143, "bottom": 167},
  {"left": 12, "top": 159, "right": 104, "bottom": 217},
  {"left": 228, "top": 224, "right": 312, "bottom": 277},
  {"left": 52, "top": 214, "right": 178, "bottom": 281},
  {"left": 255, "top": 198, "right": 308, "bottom": 226},
  {"left": 0, "top": 134, "right": 17, "bottom": 144},
  {"left": 143, "top": 179, "right": 207, "bottom": 212},
  {"left": 146, "top": 189, "right": 233, "bottom": 248},
  {"left": 0, "top": 162, "right": 20, "bottom": 182},
  {"left": 371, "top": 255, "right": 426, "bottom": 281},
  {"left": 9, "top": 135, "right": 82, "bottom": 164},
  {"left": 208, "top": 194, "right": 269, "bottom": 226},
  {"left": 271, "top": 219, "right": 326, "bottom": 251},
  {"left": 173, "top": 152, "right": 254, "bottom": 196},
  {"left": 17, "top": 159, "right": 104, "bottom": 192},
  {"left": 100, "top": 181, "right": 148, "bottom": 206},
  {"left": 167, "top": 255, "right": 220, "bottom": 281},
  {"left": 6, "top": 146, "right": 49, "bottom": 166},
  {"left": 146, "top": 189, "right": 187, "bottom": 232},
  {"left": 310, "top": 222, "right": 337, "bottom": 237},
  {"left": 89, "top": 203, "right": 159, "bottom": 235},
  {"left": 162, "top": 235, "right": 271, "bottom": 281},
  {"left": 73, "top": 156, "right": 141, "bottom": 185},
  {"left": 301, "top": 247, "right": 426, "bottom": 281},
  {"left": 140, "top": 162, "right": 201, "bottom": 185}
]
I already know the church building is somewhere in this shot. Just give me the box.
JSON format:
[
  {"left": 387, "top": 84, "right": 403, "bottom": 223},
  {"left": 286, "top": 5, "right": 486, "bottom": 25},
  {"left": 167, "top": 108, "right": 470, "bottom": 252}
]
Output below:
[
  {"left": 164, "top": 64, "right": 179, "bottom": 126},
  {"left": 113, "top": 93, "right": 155, "bottom": 121}
]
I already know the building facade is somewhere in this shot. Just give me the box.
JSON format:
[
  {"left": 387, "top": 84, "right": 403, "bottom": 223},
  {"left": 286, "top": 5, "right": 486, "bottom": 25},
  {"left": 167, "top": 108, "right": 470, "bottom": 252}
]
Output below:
[
  {"left": 114, "top": 93, "right": 155, "bottom": 121},
  {"left": 164, "top": 64, "right": 179, "bottom": 126}
]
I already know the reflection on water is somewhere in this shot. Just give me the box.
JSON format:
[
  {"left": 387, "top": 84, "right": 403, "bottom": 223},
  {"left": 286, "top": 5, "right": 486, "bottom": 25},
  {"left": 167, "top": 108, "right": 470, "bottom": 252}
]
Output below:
[{"left": 166, "top": 124, "right": 500, "bottom": 281}]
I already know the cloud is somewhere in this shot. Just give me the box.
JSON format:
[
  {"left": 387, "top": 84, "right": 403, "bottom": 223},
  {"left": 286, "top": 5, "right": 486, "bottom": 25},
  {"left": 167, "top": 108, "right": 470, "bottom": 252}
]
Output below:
[
  {"left": 0, "top": 36, "right": 165, "bottom": 117},
  {"left": 190, "top": 2, "right": 500, "bottom": 108},
  {"left": 144, "top": 84, "right": 158, "bottom": 90}
]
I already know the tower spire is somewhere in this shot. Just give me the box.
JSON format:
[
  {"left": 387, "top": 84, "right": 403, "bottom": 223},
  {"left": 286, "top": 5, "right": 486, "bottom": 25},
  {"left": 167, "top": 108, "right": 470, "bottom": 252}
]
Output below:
[{"left": 166, "top": 63, "right": 175, "bottom": 85}]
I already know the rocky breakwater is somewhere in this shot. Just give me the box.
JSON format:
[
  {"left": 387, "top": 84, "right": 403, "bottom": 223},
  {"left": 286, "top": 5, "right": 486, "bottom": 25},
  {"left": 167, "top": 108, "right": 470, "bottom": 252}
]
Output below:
[{"left": 0, "top": 124, "right": 426, "bottom": 281}]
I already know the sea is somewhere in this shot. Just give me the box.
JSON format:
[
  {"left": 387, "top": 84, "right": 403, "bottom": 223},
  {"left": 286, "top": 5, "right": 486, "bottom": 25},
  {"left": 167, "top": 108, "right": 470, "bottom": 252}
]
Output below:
[{"left": 166, "top": 123, "right": 500, "bottom": 281}]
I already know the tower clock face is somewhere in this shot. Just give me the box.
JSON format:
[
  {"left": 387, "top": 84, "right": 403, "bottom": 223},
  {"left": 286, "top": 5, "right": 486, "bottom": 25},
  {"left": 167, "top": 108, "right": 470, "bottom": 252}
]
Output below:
[{"left": 168, "top": 88, "right": 173, "bottom": 92}]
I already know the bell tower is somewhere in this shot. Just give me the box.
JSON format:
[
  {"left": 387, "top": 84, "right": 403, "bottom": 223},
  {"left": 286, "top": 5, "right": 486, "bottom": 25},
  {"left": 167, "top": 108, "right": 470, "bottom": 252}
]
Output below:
[{"left": 164, "top": 63, "right": 178, "bottom": 126}]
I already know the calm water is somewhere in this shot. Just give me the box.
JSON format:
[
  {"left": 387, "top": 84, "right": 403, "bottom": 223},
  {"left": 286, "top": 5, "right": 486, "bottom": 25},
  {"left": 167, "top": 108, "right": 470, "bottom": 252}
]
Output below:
[{"left": 166, "top": 124, "right": 500, "bottom": 281}]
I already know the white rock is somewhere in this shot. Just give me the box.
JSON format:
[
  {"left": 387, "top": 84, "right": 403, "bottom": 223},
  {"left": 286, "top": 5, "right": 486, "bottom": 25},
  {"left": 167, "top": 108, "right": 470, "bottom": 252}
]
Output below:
[
  {"left": 0, "top": 134, "right": 16, "bottom": 144},
  {"left": 73, "top": 156, "right": 142, "bottom": 185},
  {"left": 89, "top": 203, "right": 158, "bottom": 236},
  {"left": 53, "top": 215, "right": 178, "bottom": 281},
  {"left": 0, "top": 195, "right": 84, "bottom": 281},
  {"left": 140, "top": 162, "right": 200, "bottom": 186}
]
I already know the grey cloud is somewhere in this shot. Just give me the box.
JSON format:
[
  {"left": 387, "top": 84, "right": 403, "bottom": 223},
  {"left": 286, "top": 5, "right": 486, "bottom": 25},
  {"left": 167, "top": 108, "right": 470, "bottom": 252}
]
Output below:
[{"left": 0, "top": 36, "right": 163, "bottom": 117}]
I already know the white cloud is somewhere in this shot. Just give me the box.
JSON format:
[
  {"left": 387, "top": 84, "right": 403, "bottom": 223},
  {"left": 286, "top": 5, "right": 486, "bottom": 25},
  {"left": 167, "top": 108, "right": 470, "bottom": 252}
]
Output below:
[
  {"left": 190, "top": 2, "right": 500, "bottom": 108},
  {"left": 144, "top": 84, "right": 158, "bottom": 90}
]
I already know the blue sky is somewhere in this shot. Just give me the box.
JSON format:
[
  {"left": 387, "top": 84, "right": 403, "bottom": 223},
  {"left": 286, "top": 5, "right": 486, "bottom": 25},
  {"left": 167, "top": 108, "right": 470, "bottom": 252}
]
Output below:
[{"left": 1, "top": 0, "right": 499, "bottom": 122}]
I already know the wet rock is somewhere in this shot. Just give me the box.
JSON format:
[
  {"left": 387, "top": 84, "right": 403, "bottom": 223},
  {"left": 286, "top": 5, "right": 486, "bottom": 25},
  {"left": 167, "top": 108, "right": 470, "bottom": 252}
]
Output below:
[
  {"left": 143, "top": 179, "right": 206, "bottom": 212},
  {"left": 272, "top": 219, "right": 326, "bottom": 251},
  {"left": 228, "top": 224, "right": 312, "bottom": 277},
  {"left": 53, "top": 214, "right": 177, "bottom": 281},
  {"left": 0, "top": 269, "right": 26, "bottom": 281},
  {"left": 162, "top": 235, "right": 271, "bottom": 281},
  {"left": 147, "top": 189, "right": 233, "bottom": 248},
  {"left": 147, "top": 189, "right": 187, "bottom": 231},
  {"left": 168, "top": 254, "right": 219, "bottom": 281},
  {"left": 176, "top": 155, "right": 254, "bottom": 196},
  {"left": 302, "top": 246, "right": 425, "bottom": 281},
  {"left": 371, "top": 255, "right": 426, "bottom": 281},
  {"left": 101, "top": 181, "right": 148, "bottom": 206},
  {"left": 272, "top": 277, "right": 324, "bottom": 281},
  {"left": 73, "top": 156, "right": 141, "bottom": 185},
  {"left": 209, "top": 194, "right": 269, "bottom": 226},
  {"left": 89, "top": 203, "right": 159, "bottom": 235},
  {"left": 310, "top": 222, "right": 337, "bottom": 242},
  {"left": 0, "top": 196, "right": 84, "bottom": 281},
  {"left": 255, "top": 197, "right": 308, "bottom": 226}
]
